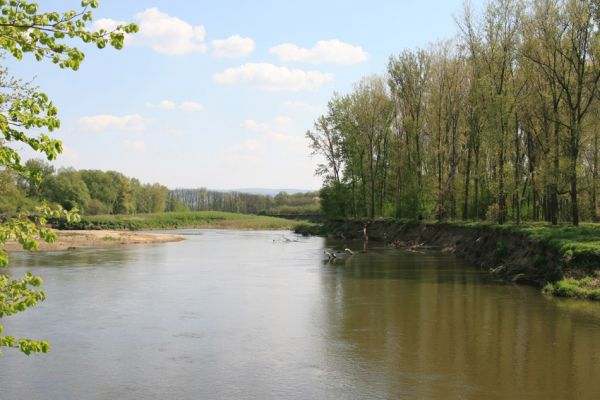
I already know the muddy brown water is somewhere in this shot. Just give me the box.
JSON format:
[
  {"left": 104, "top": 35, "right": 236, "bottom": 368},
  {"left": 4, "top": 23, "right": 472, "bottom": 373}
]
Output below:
[{"left": 1, "top": 229, "right": 600, "bottom": 399}]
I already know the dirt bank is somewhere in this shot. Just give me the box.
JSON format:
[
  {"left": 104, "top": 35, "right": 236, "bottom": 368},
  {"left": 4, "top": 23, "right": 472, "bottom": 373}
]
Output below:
[
  {"left": 307, "top": 220, "right": 566, "bottom": 285},
  {"left": 6, "top": 230, "right": 185, "bottom": 252}
]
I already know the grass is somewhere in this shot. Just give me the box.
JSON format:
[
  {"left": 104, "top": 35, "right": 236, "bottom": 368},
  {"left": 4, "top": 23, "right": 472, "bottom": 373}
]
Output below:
[
  {"left": 59, "top": 232, "right": 84, "bottom": 237},
  {"left": 293, "top": 221, "right": 328, "bottom": 236},
  {"left": 543, "top": 274, "right": 600, "bottom": 301},
  {"left": 50, "top": 211, "right": 303, "bottom": 231},
  {"left": 446, "top": 220, "right": 600, "bottom": 269}
]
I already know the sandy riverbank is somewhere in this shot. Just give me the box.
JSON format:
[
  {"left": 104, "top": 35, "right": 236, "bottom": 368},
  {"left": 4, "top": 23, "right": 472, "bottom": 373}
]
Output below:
[{"left": 6, "top": 230, "right": 185, "bottom": 252}]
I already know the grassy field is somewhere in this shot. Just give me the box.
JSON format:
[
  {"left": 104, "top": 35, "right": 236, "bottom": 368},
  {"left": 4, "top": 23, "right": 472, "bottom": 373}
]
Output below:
[{"left": 50, "top": 211, "right": 303, "bottom": 231}]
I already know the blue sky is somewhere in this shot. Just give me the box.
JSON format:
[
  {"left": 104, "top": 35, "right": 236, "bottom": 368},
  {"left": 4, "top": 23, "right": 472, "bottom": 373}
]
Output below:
[{"left": 10, "top": 0, "right": 484, "bottom": 190}]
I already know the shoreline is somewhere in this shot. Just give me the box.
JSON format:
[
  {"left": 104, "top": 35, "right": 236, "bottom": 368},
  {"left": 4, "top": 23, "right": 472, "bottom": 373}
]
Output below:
[
  {"left": 296, "top": 220, "right": 600, "bottom": 301},
  {"left": 48, "top": 211, "right": 302, "bottom": 231},
  {"left": 6, "top": 230, "right": 185, "bottom": 252}
]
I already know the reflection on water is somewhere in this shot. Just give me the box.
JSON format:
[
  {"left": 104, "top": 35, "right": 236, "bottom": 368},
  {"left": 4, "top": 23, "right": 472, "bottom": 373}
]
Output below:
[
  {"left": 1, "top": 230, "right": 600, "bottom": 399},
  {"left": 320, "top": 246, "right": 600, "bottom": 399}
]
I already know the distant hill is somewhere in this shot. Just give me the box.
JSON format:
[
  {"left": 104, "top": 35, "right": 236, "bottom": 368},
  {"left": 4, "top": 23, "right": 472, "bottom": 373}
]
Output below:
[{"left": 232, "top": 188, "right": 315, "bottom": 196}]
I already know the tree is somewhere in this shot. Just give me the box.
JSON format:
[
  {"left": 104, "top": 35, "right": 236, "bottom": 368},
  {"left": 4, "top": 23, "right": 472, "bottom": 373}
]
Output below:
[
  {"left": 309, "top": 0, "right": 600, "bottom": 226},
  {"left": 16, "top": 158, "right": 55, "bottom": 198},
  {"left": 1, "top": 1, "right": 137, "bottom": 356},
  {"left": 523, "top": 0, "right": 600, "bottom": 225},
  {"left": 388, "top": 49, "right": 431, "bottom": 218},
  {"left": 41, "top": 169, "right": 91, "bottom": 211}
]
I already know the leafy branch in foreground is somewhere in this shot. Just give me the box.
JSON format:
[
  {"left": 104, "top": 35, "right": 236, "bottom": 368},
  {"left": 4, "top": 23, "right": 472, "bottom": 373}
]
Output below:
[
  {"left": 0, "top": 0, "right": 137, "bottom": 355},
  {"left": 0, "top": 0, "right": 138, "bottom": 70},
  {"left": 0, "top": 205, "right": 79, "bottom": 355}
]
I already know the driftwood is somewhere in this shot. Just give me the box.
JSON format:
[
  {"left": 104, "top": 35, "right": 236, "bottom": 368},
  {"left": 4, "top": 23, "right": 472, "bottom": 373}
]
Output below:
[
  {"left": 392, "top": 240, "right": 439, "bottom": 253},
  {"left": 324, "top": 248, "right": 356, "bottom": 263}
]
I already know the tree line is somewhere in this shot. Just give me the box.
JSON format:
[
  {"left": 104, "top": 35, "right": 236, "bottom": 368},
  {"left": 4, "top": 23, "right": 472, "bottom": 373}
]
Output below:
[
  {"left": 0, "top": 160, "right": 320, "bottom": 217},
  {"left": 1, "top": 159, "right": 170, "bottom": 215},
  {"left": 169, "top": 189, "right": 319, "bottom": 215},
  {"left": 308, "top": 0, "right": 600, "bottom": 225}
]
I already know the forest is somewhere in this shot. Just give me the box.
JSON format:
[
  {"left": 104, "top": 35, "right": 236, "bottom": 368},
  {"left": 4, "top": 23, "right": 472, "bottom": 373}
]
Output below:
[
  {"left": 169, "top": 188, "right": 319, "bottom": 215},
  {"left": 0, "top": 159, "right": 171, "bottom": 216},
  {"left": 0, "top": 159, "right": 318, "bottom": 217},
  {"left": 308, "top": 0, "right": 600, "bottom": 226}
]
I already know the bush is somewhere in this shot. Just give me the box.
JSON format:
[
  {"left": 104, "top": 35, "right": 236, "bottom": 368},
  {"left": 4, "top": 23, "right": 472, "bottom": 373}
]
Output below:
[
  {"left": 320, "top": 182, "right": 352, "bottom": 219},
  {"left": 485, "top": 203, "right": 500, "bottom": 222}
]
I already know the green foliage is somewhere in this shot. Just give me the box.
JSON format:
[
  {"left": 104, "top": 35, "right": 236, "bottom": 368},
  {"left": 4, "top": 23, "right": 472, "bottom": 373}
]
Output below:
[
  {"left": 543, "top": 276, "right": 600, "bottom": 301},
  {"left": 319, "top": 182, "right": 352, "bottom": 219},
  {"left": 170, "top": 188, "right": 320, "bottom": 215},
  {"left": 22, "top": 167, "right": 171, "bottom": 216},
  {"left": 50, "top": 211, "right": 302, "bottom": 231},
  {"left": 0, "top": 205, "right": 79, "bottom": 355},
  {"left": 485, "top": 204, "right": 501, "bottom": 224},
  {"left": 0, "top": 169, "right": 36, "bottom": 214},
  {"left": 308, "top": 0, "right": 600, "bottom": 226},
  {"left": 166, "top": 196, "right": 190, "bottom": 212},
  {"left": 293, "top": 222, "right": 328, "bottom": 236},
  {"left": 264, "top": 204, "right": 321, "bottom": 216},
  {"left": 0, "top": 0, "right": 138, "bottom": 70},
  {"left": 41, "top": 169, "right": 91, "bottom": 211},
  {"left": 0, "top": 1, "right": 137, "bottom": 356}
]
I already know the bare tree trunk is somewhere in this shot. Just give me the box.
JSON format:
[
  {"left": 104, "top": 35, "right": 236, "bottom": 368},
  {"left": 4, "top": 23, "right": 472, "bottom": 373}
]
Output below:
[
  {"left": 463, "top": 138, "right": 472, "bottom": 220},
  {"left": 514, "top": 114, "right": 521, "bottom": 224},
  {"left": 474, "top": 142, "right": 480, "bottom": 220}
]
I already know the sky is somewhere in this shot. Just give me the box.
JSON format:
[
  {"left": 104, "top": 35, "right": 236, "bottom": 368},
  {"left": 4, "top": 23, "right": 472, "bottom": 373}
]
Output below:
[{"left": 9, "top": 0, "right": 484, "bottom": 190}]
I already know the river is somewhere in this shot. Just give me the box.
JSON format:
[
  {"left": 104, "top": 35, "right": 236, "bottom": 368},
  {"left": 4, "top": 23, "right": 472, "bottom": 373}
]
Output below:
[{"left": 2, "top": 229, "right": 600, "bottom": 399}]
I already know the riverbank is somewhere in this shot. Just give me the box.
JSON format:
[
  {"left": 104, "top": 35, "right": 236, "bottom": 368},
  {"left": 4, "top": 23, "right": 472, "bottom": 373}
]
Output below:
[
  {"left": 6, "top": 230, "right": 185, "bottom": 252},
  {"left": 295, "top": 219, "right": 600, "bottom": 300},
  {"left": 49, "top": 211, "right": 303, "bottom": 231}
]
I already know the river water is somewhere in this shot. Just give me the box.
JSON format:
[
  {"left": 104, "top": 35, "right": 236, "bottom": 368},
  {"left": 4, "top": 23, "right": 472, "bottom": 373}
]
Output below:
[{"left": 2, "top": 229, "right": 600, "bottom": 399}]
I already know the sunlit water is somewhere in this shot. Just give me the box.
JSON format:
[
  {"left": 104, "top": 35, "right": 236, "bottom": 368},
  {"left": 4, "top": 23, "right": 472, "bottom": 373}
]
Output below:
[{"left": 2, "top": 229, "right": 600, "bottom": 399}]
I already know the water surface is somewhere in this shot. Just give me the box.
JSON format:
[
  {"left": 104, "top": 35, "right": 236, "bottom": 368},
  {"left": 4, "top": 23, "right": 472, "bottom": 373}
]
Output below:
[{"left": 2, "top": 229, "right": 600, "bottom": 399}]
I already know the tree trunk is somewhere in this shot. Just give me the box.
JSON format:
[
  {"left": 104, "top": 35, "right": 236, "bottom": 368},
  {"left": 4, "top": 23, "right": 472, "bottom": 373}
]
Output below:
[{"left": 463, "top": 138, "right": 472, "bottom": 220}]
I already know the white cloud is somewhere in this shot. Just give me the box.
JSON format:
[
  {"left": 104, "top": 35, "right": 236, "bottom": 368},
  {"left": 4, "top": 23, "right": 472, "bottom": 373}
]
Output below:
[
  {"left": 227, "top": 116, "right": 314, "bottom": 177},
  {"left": 243, "top": 116, "right": 306, "bottom": 148},
  {"left": 179, "top": 101, "right": 204, "bottom": 112},
  {"left": 146, "top": 100, "right": 204, "bottom": 112},
  {"left": 123, "top": 140, "right": 147, "bottom": 152},
  {"left": 213, "top": 63, "right": 333, "bottom": 92},
  {"left": 211, "top": 35, "right": 255, "bottom": 58},
  {"left": 79, "top": 114, "right": 146, "bottom": 133},
  {"left": 241, "top": 139, "right": 263, "bottom": 152},
  {"left": 95, "top": 8, "right": 207, "bottom": 55},
  {"left": 94, "top": 18, "right": 125, "bottom": 32},
  {"left": 60, "top": 145, "right": 80, "bottom": 161},
  {"left": 282, "top": 100, "right": 321, "bottom": 113},
  {"left": 270, "top": 39, "right": 368, "bottom": 65},
  {"left": 146, "top": 100, "right": 177, "bottom": 110}
]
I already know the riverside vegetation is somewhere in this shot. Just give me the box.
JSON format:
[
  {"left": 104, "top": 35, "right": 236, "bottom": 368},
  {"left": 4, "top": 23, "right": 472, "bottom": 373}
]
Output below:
[
  {"left": 49, "top": 211, "right": 302, "bottom": 231},
  {"left": 302, "top": 0, "right": 600, "bottom": 301},
  {"left": 295, "top": 219, "right": 600, "bottom": 301},
  {"left": 1, "top": 161, "right": 320, "bottom": 218}
]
